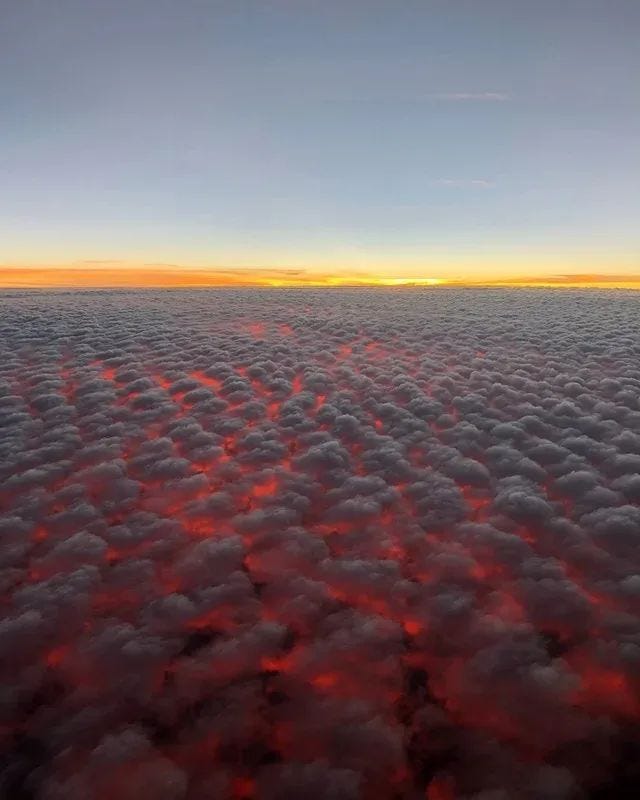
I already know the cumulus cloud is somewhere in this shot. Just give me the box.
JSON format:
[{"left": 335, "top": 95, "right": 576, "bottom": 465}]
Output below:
[{"left": 1, "top": 287, "right": 639, "bottom": 799}]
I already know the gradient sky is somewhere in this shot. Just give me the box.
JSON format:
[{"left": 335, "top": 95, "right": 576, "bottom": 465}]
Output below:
[{"left": 2, "top": 0, "right": 639, "bottom": 283}]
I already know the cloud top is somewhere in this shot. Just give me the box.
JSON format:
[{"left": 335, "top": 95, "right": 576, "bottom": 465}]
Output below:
[{"left": 1, "top": 287, "right": 639, "bottom": 799}]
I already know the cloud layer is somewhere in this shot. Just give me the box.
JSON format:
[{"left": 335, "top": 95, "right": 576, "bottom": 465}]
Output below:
[{"left": 1, "top": 287, "right": 639, "bottom": 799}]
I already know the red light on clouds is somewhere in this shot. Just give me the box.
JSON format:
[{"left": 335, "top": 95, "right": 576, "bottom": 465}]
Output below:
[{"left": 3, "top": 291, "right": 640, "bottom": 799}]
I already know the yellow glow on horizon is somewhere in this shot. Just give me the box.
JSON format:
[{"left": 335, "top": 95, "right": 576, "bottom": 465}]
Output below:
[
  {"left": 1, "top": 264, "right": 640, "bottom": 290},
  {"left": 370, "top": 277, "right": 445, "bottom": 286}
]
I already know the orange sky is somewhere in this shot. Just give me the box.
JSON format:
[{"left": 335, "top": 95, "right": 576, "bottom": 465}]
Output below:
[{"left": 2, "top": 264, "right": 640, "bottom": 290}]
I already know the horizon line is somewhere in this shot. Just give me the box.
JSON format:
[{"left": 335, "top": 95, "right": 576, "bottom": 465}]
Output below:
[{"left": 2, "top": 265, "right": 640, "bottom": 290}]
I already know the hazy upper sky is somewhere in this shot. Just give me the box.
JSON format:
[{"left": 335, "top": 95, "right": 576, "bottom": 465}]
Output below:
[{"left": 2, "top": 0, "right": 639, "bottom": 282}]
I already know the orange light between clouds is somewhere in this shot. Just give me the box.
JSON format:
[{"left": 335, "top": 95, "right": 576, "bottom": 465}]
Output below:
[{"left": 1, "top": 266, "right": 640, "bottom": 290}]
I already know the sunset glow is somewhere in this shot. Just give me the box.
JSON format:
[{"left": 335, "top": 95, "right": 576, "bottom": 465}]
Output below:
[{"left": 2, "top": 265, "right": 640, "bottom": 290}]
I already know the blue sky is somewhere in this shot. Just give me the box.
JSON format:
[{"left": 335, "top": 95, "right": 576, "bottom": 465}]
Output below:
[{"left": 1, "top": 0, "right": 638, "bottom": 280}]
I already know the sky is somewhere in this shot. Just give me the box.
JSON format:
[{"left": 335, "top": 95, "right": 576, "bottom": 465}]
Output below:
[{"left": 1, "top": 0, "right": 639, "bottom": 286}]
